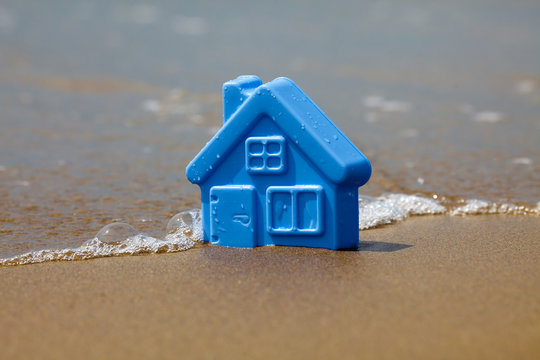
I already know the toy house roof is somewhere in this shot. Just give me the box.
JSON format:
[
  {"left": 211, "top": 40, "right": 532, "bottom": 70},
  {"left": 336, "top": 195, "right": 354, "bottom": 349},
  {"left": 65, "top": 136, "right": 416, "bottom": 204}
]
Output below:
[{"left": 186, "top": 76, "right": 371, "bottom": 185}]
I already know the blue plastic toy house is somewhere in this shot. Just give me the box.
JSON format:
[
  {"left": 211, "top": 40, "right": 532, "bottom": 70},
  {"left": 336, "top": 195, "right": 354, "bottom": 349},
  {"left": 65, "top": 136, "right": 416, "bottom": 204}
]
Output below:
[{"left": 186, "top": 76, "right": 371, "bottom": 249}]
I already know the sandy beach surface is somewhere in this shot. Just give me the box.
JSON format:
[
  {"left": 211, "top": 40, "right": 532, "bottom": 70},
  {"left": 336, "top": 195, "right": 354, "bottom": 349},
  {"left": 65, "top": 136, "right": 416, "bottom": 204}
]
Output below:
[
  {"left": 1, "top": 2, "right": 539, "bottom": 359},
  {"left": 1, "top": 215, "right": 538, "bottom": 359}
]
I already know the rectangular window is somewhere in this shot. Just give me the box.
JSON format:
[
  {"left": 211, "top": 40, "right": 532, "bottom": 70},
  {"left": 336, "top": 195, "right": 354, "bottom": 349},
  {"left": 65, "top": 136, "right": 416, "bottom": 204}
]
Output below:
[
  {"left": 266, "top": 186, "right": 323, "bottom": 235},
  {"left": 245, "top": 136, "right": 287, "bottom": 174}
]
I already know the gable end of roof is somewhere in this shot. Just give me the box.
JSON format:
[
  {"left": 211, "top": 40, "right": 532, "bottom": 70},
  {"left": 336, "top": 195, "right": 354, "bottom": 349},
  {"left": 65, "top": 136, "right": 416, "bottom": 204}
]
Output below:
[{"left": 186, "top": 77, "right": 371, "bottom": 186}]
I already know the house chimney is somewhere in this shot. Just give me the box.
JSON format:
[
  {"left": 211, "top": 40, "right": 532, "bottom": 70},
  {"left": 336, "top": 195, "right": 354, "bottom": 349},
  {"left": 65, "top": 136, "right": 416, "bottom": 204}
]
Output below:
[{"left": 222, "top": 75, "right": 262, "bottom": 123}]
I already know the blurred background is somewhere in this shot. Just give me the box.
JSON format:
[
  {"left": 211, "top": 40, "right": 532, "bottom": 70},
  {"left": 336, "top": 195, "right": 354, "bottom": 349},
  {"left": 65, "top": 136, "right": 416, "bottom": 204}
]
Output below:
[{"left": 0, "top": 0, "right": 539, "bottom": 254}]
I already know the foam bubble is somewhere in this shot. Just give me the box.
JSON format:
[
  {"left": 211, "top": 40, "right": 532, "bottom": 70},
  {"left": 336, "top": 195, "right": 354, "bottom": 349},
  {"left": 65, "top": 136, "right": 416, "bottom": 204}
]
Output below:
[
  {"left": 363, "top": 96, "right": 385, "bottom": 108},
  {"left": 473, "top": 111, "right": 504, "bottom": 123},
  {"left": 142, "top": 99, "right": 161, "bottom": 113},
  {"left": 380, "top": 101, "right": 411, "bottom": 113},
  {"left": 165, "top": 210, "right": 202, "bottom": 241},
  {"left": 362, "top": 95, "right": 412, "bottom": 113},
  {"left": 96, "top": 222, "right": 139, "bottom": 244},
  {"left": 512, "top": 157, "right": 533, "bottom": 165}
]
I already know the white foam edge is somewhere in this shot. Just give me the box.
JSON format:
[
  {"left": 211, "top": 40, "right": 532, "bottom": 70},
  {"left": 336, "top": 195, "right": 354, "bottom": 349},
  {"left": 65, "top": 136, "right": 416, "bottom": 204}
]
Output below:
[
  {"left": 358, "top": 193, "right": 445, "bottom": 229},
  {"left": 0, "top": 210, "right": 204, "bottom": 267},
  {"left": 358, "top": 194, "right": 539, "bottom": 230},
  {"left": 448, "top": 199, "right": 537, "bottom": 216},
  {"left": 1, "top": 195, "right": 538, "bottom": 266}
]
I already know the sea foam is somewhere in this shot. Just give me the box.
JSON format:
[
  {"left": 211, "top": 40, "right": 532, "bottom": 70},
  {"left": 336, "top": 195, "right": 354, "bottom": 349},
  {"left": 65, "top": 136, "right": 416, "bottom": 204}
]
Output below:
[
  {"left": 0, "top": 210, "right": 202, "bottom": 266},
  {"left": 0, "top": 195, "right": 537, "bottom": 266},
  {"left": 358, "top": 193, "right": 445, "bottom": 229}
]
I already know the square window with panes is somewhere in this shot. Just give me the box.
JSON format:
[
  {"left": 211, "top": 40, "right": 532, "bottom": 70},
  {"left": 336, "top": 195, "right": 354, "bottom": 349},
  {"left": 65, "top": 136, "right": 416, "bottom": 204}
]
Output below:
[{"left": 245, "top": 136, "right": 286, "bottom": 174}]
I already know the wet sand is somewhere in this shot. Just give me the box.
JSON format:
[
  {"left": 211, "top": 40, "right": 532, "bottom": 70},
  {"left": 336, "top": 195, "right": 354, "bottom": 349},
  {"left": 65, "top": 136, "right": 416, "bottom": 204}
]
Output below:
[{"left": 0, "top": 215, "right": 539, "bottom": 359}]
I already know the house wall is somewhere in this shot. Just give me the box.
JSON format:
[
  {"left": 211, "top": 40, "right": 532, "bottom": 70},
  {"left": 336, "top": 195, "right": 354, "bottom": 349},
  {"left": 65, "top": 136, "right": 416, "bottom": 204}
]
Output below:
[
  {"left": 334, "top": 185, "right": 360, "bottom": 249},
  {"left": 198, "top": 115, "right": 359, "bottom": 249}
]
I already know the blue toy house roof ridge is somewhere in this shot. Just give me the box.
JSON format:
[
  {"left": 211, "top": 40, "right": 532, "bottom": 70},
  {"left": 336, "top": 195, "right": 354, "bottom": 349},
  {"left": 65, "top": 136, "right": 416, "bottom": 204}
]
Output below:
[{"left": 186, "top": 77, "right": 371, "bottom": 185}]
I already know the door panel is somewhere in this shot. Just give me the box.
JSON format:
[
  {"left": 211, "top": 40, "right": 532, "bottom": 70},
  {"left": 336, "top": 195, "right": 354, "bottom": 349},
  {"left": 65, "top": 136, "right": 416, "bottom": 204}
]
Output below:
[{"left": 210, "top": 185, "right": 256, "bottom": 248}]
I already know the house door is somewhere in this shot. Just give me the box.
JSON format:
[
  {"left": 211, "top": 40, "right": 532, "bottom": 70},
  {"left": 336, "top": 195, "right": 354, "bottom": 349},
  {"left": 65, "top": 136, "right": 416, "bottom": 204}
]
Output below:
[{"left": 210, "top": 185, "right": 256, "bottom": 248}]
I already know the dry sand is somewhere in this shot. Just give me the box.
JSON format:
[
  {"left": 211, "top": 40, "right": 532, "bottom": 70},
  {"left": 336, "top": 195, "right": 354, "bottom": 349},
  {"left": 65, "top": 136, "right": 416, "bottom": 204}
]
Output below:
[{"left": 0, "top": 215, "right": 539, "bottom": 359}]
